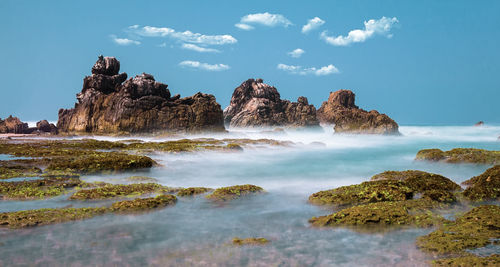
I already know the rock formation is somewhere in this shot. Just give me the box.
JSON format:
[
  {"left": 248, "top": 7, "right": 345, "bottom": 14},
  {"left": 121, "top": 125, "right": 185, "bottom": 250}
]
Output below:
[
  {"left": 57, "top": 56, "right": 225, "bottom": 134},
  {"left": 0, "top": 116, "right": 57, "bottom": 134},
  {"left": 223, "top": 79, "right": 319, "bottom": 128},
  {"left": 317, "top": 90, "right": 399, "bottom": 134}
]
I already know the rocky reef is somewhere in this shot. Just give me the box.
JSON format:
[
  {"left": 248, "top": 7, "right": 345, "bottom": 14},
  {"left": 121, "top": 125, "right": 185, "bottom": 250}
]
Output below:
[
  {"left": 462, "top": 165, "right": 499, "bottom": 201},
  {"left": 57, "top": 56, "right": 225, "bottom": 134},
  {"left": 206, "top": 184, "right": 264, "bottom": 202},
  {"left": 316, "top": 90, "right": 399, "bottom": 134},
  {"left": 416, "top": 148, "right": 500, "bottom": 165},
  {"left": 223, "top": 79, "right": 319, "bottom": 128},
  {"left": 0, "top": 116, "right": 57, "bottom": 134}
]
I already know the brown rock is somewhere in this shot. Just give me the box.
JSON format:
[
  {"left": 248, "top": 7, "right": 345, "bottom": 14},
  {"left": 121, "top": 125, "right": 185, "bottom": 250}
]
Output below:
[
  {"left": 57, "top": 56, "right": 225, "bottom": 134},
  {"left": 474, "top": 121, "right": 484, "bottom": 126},
  {"left": 36, "top": 120, "right": 58, "bottom": 134},
  {"left": 317, "top": 90, "right": 399, "bottom": 135},
  {"left": 0, "top": 115, "right": 28, "bottom": 134},
  {"left": 223, "top": 79, "right": 319, "bottom": 127}
]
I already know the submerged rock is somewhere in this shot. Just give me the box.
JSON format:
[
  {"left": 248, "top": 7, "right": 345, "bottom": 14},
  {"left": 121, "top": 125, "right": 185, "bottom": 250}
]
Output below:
[
  {"left": 223, "top": 79, "right": 319, "bottom": 128},
  {"left": 462, "top": 165, "right": 500, "bottom": 201},
  {"left": 206, "top": 184, "right": 264, "bottom": 202},
  {"left": 316, "top": 90, "right": 399, "bottom": 134},
  {"left": 416, "top": 148, "right": 500, "bottom": 165},
  {"left": 431, "top": 254, "right": 500, "bottom": 267},
  {"left": 57, "top": 56, "right": 225, "bottom": 134},
  {"left": 177, "top": 187, "right": 212, "bottom": 197},
  {"left": 69, "top": 183, "right": 167, "bottom": 200},
  {"left": 232, "top": 237, "right": 269, "bottom": 246}
]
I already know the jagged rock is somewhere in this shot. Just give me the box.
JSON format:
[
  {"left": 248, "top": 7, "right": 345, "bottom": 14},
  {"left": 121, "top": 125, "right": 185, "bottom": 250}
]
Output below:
[
  {"left": 317, "top": 90, "right": 399, "bottom": 134},
  {"left": 57, "top": 56, "right": 224, "bottom": 134},
  {"left": 0, "top": 116, "right": 28, "bottom": 134},
  {"left": 36, "top": 120, "right": 58, "bottom": 134},
  {"left": 223, "top": 79, "right": 319, "bottom": 128}
]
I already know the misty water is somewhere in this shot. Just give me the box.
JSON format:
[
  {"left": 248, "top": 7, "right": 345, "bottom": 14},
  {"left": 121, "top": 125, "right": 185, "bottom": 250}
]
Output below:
[{"left": 1, "top": 125, "right": 499, "bottom": 266}]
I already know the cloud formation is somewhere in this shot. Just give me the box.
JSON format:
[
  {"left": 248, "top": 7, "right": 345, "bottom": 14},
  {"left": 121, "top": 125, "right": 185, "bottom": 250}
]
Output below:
[
  {"left": 277, "top": 63, "right": 339, "bottom": 76},
  {"left": 321, "top": 16, "right": 398, "bottom": 46},
  {"left": 287, "top": 48, "right": 305, "bottom": 58},
  {"left": 235, "top": 12, "right": 292, "bottom": 30},
  {"left": 181, "top": 43, "right": 220, "bottom": 53},
  {"left": 129, "top": 25, "right": 237, "bottom": 45},
  {"left": 179, "top": 60, "right": 230, "bottom": 71},
  {"left": 301, "top": 17, "right": 325, "bottom": 33},
  {"left": 111, "top": 35, "right": 140, "bottom": 46}
]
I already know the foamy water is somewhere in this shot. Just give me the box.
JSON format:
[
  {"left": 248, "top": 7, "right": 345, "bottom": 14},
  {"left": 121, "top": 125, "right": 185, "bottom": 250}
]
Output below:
[{"left": 0, "top": 125, "right": 499, "bottom": 266}]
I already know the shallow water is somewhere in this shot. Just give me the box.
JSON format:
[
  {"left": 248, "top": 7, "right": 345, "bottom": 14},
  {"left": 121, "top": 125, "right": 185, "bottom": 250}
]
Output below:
[{"left": 0, "top": 125, "right": 499, "bottom": 266}]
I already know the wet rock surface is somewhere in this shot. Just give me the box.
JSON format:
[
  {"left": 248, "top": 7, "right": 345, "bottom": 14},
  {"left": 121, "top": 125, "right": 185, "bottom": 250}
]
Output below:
[
  {"left": 317, "top": 90, "right": 399, "bottom": 134},
  {"left": 57, "top": 56, "right": 225, "bottom": 134},
  {"left": 223, "top": 79, "right": 319, "bottom": 128},
  {"left": 416, "top": 148, "right": 500, "bottom": 165}
]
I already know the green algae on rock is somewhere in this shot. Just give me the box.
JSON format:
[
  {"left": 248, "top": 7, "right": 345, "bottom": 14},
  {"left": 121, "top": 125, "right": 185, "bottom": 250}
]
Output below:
[
  {"left": 177, "top": 187, "right": 213, "bottom": 197},
  {"left": 0, "top": 195, "right": 177, "bottom": 228},
  {"left": 69, "top": 183, "right": 165, "bottom": 200},
  {"left": 462, "top": 165, "right": 500, "bottom": 201},
  {"left": 110, "top": 195, "right": 177, "bottom": 212},
  {"left": 125, "top": 176, "right": 159, "bottom": 183},
  {"left": 370, "top": 170, "right": 461, "bottom": 192},
  {"left": 431, "top": 254, "right": 500, "bottom": 267},
  {"left": 415, "top": 148, "right": 500, "bottom": 165},
  {"left": 309, "top": 199, "right": 448, "bottom": 228},
  {"left": 0, "top": 164, "right": 42, "bottom": 179},
  {"left": 309, "top": 180, "right": 414, "bottom": 206},
  {"left": 416, "top": 205, "right": 500, "bottom": 255},
  {"left": 232, "top": 237, "right": 270, "bottom": 246},
  {"left": 206, "top": 184, "right": 264, "bottom": 202},
  {"left": 0, "top": 177, "right": 81, "bottom": 200},
  {"left": 0, "top": 207, "right": 108, "bottom": 228},
  {"left": 46, "top": 152, "right": 155, "bottom": 173}
]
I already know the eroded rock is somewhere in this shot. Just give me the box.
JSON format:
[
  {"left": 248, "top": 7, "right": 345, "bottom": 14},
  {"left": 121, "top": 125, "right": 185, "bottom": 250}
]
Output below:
[
  {"left": 57, "top": 56, "right": 225, "bottom": 134},
  {"left": 317, "top": 90, "right": 399, "bottom": 134},
  {"left": 223, "top": 79, "right": 319, "bottom": 128}
]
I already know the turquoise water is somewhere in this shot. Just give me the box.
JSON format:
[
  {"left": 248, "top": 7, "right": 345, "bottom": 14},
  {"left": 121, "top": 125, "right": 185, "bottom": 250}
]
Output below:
[{"left": 0, "top": 125, "right": 499, "bottom": 266}]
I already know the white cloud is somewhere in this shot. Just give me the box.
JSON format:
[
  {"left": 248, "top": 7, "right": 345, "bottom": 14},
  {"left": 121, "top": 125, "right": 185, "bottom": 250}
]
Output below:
[
  {"left": 288, "top": 48, "right": 305, "bottom": 58},
  {"left": 235, "top": 23, "right": 255, "bottom": 31},
  {"left": 157, "top": 42, "right": 167, "bottom": 48},
  {"left": 321, "top": 16, "right": 398, "bottom": 46},
  {"left": 179, "top": 60, "right": 230, "bottom": 71},
  {"left": 235, "top": 12, "right": 292, "bottom": 30},
  {"left": 130, "top": 25, "right": 237, "bottom": 45},
  {"left": 181, "top": 43, "right": 220, "bottom": 53},
  {"left": 302, "top": 17, "right": 325, "bottom": 33},
  {"left": 277, "top": 63, "right": 339, "bottom": 76},
  {"left": 111, "top": 35, "right": 140, "bottom": 46}
]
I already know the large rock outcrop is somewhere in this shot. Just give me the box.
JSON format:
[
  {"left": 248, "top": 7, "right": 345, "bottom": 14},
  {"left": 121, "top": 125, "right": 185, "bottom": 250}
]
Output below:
[
  {"left": 57, "top": 56, "right": 225, "bottom": 134},
  {"left": 317, "top": 90, "right": 399, "bottom": 134},
  {"left": 223, "top": 79, "right": 319, "bottom": 128}
]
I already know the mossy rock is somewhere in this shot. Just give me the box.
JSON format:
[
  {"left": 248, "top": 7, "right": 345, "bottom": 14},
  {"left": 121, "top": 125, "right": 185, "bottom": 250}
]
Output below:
[
  {"left": 431, "top": 254, "right": 500, "bottom": 267},
  {"left": 41, "top": 170, "right": 80, "bottom": 179},
  {"left": 0, "top": 164, "right": 42, "bottom": 179},
  {"left": 0, "top": 207, "right": 108, "bottom": 228},
  {"left": 416, "top": 148, "right": 500, "bottom": 165},
  {"left": 462, "top": 165, "right": 500, "bottom": 201},
  {"left": 421, "top": 189, "right": 457, "bottom": 203},
  {"left": 309, "top": 180, "right": 414, "bottom": 206},
  {"left": 110, "top": 195, "right": 177, "bottom": 212},
  {"left": 125, "top": 176, "right": 159, "bottom": 183},
  {"left": 416, "top": 205, "right": 500, "bottom": 255},
  {"left": 69, "top": 183, "right": 165, "bottom": 200},
  {"left": 47, "top": 152, "right": 155, "bottom": 173},
  {"left": 177, "top": 187, "right": 212, "bottom": 197},
  {"left": 225, "top": 143, "right": 243, "bottom": 151},
  {"left": 0, "top": 177, "right": 81, "bottom": 200},
  {"left": 206, "top": 184, "right": 264, "bottom": 202},
  {"left": 371, "top": 170, "right": 461, "bottom": 192},
  {"left": 309, "top": 199, "right": 447, "bottom": 228},
  {"left": 232, "top": 237, "right": 269, "bottom": 246}
]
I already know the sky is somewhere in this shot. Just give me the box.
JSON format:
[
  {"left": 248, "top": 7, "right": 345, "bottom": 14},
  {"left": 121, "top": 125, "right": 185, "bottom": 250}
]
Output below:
[{"left": 0, "top": 0, "right": 499, "bottom": 125}]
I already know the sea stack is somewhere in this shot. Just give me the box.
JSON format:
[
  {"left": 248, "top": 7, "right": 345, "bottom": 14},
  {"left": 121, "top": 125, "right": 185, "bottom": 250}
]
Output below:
[
  {"left": 317, "top": 90, "right": 399, "bottom": 134},
  {"left": 57, "top": 56, "right": 225, "bottom": 134},
  {"left": 223, "top": 78, "right": 319, "bottom": 128}
]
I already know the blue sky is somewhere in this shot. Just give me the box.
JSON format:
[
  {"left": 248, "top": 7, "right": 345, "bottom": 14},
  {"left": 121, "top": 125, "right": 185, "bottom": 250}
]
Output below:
[{"left": 1, "top": 0, "right": 499, "bottom": 124}]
